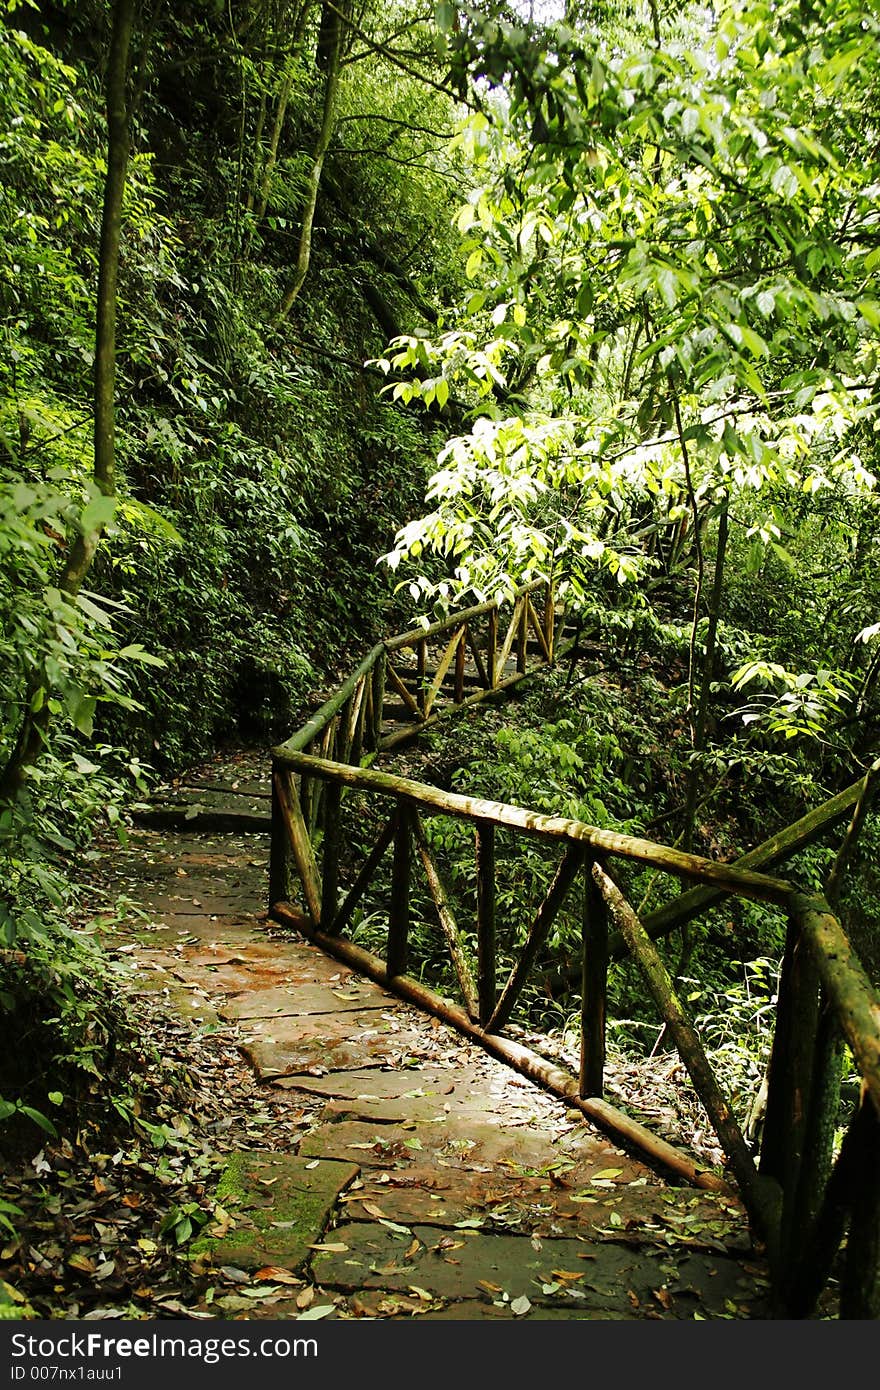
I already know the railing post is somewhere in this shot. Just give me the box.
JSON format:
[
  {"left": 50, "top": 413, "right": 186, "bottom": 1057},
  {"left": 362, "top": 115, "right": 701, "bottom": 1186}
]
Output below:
[
  {"left": 320, "top": 781, "right": 341, "bottom": 933},
  {"left": 788, "top": 996, "right": 843, "bottom": 1230},
  {"left": 760, "top": 911, "right": 820, "bottom": 1283},
  {"left": 476, "top": 820, "right": 496, "bottom": 1026},
  {"left": 839, "top": 1094, "right": 880, "bottom": 1319},
  {"left": 371, "top": 650, "right": 386, "bottom": 749},
  {"left": 417, "top": 637, "right": 428, "bottom": 715},
  {"left": 544, "top": 578, "right": 556, "bottom": 664},
  {"left": 517, "top": 599, "right": 528, "bottom": 673},
  {"left": 337, "top": 694, "right": 353, "bottom": 764},
  {"left": 580, "top": 855, "right": 609, "bottom": 1099},
  {"left": 269, "top": 758, "right": 292, "bottom": 909},
  {"left": 388, "top": 800, "right": 411, "bottom": 977},
  {"left": 454, "top": 626, "right": 466, "bottom": 703},
  {"left": 487, "top": 608, "right": 497, "bottom": 688}
]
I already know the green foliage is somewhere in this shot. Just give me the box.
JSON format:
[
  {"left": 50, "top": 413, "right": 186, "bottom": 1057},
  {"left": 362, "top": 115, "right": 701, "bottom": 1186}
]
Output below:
[
  {"left": 379, "top": 0, "right": 880, "bottom": 795},
  {"left": 0, "top": 926, "right": 146, "bottom": 1158}
]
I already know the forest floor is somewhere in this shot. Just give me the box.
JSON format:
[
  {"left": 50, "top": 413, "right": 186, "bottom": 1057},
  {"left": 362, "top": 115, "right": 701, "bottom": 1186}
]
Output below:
[{"left": 1, "top": 748, "right": 774, "bottom": 1321}]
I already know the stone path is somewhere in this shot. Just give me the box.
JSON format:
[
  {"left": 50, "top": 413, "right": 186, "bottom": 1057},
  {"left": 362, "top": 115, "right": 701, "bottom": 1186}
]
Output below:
[{"left": 107, "top": 755, "right": 771, "bottom": 1320}]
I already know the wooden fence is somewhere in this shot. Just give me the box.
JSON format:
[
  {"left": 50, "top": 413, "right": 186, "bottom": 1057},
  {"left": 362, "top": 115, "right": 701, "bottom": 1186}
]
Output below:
[{"left": 269, "top": 585, "right": 880, "bottom": 1319}]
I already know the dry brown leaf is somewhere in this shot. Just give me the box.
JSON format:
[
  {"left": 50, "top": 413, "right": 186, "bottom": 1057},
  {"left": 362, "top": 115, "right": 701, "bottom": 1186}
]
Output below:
[
  {"left": 254, "top": 1266, "right": 299, "bottom": 1285},
  {"left": 404, "top": 1237, "right": 421, "bottom": 1260},
  {"left": 361, "top": 1201, "right": 386, "bottom": 1219},
  {"left": 296, "top": 1286, "right": 315, "bottom": 1310},
  {"left": 653, "top": 1287, "right": 673, "bottom": 1310}
]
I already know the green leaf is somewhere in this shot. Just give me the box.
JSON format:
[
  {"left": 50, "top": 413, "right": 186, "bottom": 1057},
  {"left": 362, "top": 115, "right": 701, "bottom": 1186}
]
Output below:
[
  {"left": 465, "top": 247, "right": 483, "bottom": 280},
  {"left": 19, "top": 1105, "right": 57, "bottom": 1136},
  {"left": 78, "top": 494, "right": 117, "bottom": 536}
]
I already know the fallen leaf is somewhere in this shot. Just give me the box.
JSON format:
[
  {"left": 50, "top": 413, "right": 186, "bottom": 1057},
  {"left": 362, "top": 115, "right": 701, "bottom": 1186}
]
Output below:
[
  {"left": 477, "top": 1280, "right": 503, "bottom": 1295},
  {"left": 297, "top": 1305, "right": 336, "bottom": 1320},
  {"left": 254, "top": 1267, "right": 299, "bottom": 1285},
  {"left": 404, "top": 1237, "right": 420, "bottom": 1260},
  {"left": 296, "top": 1286, "right": 315, "bottom": 1310},
  {"left": 511, "top": 1295, "right": 531, "bottom": 1317},
  {"left": 361, "top": 1201, "right": 386, "bottom": 1219},
  {"left": 653, "top": 1287, "right": 673, "bottom": 1310},
  {"left": 308, "top": 1242, "right": 348, "bottom": 1254}
]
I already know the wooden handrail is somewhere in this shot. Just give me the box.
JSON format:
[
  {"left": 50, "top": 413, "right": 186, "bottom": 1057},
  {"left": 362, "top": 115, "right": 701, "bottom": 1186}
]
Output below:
[
  {"left": 275, "top": 643, "right": 384, "bottom": 757},
  {"left": 383, "top": 579, "right": 546, "bottom": 653},
  {"left": 269, "top": 587, "right": 880, "bottom": 1317},
  {"left": 271, "top": 747, "right": 796, "bottom": 905}
]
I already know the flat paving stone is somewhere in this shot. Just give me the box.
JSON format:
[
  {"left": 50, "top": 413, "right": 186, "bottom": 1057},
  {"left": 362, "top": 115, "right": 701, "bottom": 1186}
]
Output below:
[
  {"left": 413, "top": 1299, "right": 630, "bottom": 1320},
  {"left": 241, "top": 1010, "right": 435, "bottom": 1079},
  {"left": 135, "top": 891, "right": 262, "bottom": 915},
  {"left": 298, "top": 1115, "right": 630, "bottom": 1181},
  {"left": 273, "top": 1067, "right": 460, "bottom": 1101},
  {"left": 310, "top": 1220, "right": 766, "bottom": 1318},
  {"left": 339, "top": 1165, "right": 749, "bottom": 1250},
  {"left": 220, "top": 981, "right": 390, "bottom": 1020},
  {"left": 175, "top": 960, "right": 294, "bottom": 994},
  {"left": 197, "top": 1152, "right": 359, "bottom": 1274}
]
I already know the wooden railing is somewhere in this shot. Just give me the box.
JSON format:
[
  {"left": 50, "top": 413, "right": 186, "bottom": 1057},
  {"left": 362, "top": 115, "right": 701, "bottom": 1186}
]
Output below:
[
  {"left": 270, "top": 580, "right": 561, "bottom": 910},
  {"left": 269, "top": 593, "right": 880, "bottom": 1319}
]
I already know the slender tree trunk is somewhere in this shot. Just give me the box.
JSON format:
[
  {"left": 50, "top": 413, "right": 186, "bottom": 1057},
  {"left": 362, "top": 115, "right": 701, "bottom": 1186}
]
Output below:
[
  {"left": 255, "top": 57, "right": 297, "bottom": 220},
  {"left": 277, "top": 0, "right": 349, "bottom": 319},
  {"left": 682, "top": 495, "right": 729, "bottom": 851},
  {"left": 0, "top": 0, "right": 135, "bottom": 803}
]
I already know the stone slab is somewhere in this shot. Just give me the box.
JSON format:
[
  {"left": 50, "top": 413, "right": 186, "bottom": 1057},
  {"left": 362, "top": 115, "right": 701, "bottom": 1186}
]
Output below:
[
  {"left": 309, "top": 1221, "right": 766, "bottom": 1318},
  {"left": 175, "top": 961, "right": 295, "bottom": 994},
  {"left": 339, "top": 1166, "right": 750, "bottom": 1250},
  {"left": 220, "top": 981, "right": 389, "bottom": 1021},
  {"left": 134, "top": 891, "right": 262, "bottom": 916},
  {"left": 196, "top": 1152, "right": 359, "bottom": 1274},
  {"left": 273, "top": 1068, "right": 459, "bottom": 1101},
  {"left": 298, "top": 1115, "right": 621, "bottom": 1181},
  {"left": 240, "top": 1010, "right": 433, "bottom": 1080}
]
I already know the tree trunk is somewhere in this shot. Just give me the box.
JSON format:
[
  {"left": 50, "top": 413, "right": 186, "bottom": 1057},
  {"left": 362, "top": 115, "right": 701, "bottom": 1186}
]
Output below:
[
  {"left": 277, "top": 0, "right": 349, "bottom": 318},
  {"left": 682, "top": 495, "right": 729, "bottom": 851}
]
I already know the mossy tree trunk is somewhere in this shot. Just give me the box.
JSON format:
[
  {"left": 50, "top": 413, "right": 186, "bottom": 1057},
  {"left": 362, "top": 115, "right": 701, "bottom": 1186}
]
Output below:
[{"left": 277, "top": 0, "right": 350, "bottom": 319}]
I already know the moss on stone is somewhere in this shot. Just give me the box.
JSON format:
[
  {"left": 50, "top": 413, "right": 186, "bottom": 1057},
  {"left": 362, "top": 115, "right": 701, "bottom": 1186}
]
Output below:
[{"left": 192, "top": 1151, "right": 359, "bottom": 1272}]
